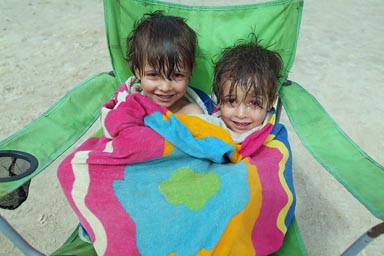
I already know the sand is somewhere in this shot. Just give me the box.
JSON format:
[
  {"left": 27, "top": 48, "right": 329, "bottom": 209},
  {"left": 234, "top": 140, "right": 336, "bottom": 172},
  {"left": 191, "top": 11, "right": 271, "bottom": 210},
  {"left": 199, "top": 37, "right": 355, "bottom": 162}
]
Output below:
[{"left": 0, "top": 0, "right": 383, "bottom": 255}]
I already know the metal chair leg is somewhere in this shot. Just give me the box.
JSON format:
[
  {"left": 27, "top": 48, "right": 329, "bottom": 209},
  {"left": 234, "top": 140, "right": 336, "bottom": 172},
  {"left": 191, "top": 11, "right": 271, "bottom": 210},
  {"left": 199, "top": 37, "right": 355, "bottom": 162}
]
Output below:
[
  {"left": 340, "top": 222, "right": 384, "bottom": 256},
  {"left": 0, "top": 214, "right": 44, "bottom": 256}
]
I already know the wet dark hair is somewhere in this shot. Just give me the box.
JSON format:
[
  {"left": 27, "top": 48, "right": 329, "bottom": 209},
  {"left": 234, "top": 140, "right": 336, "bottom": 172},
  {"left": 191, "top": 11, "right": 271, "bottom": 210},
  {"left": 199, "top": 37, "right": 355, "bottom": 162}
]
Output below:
[
  {"left": 126, "top": 11, "right": 197, "bottom": 80},
  {"left": 213, "top": 38, "right": 283, "bottom": 110}
]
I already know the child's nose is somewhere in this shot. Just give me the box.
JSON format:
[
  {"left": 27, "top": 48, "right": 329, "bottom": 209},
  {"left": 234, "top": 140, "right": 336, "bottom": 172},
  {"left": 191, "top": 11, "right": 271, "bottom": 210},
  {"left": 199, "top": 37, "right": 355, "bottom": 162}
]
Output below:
[
  {"left": 158, "top": 79, "right": 172, "bottom": 91},
  {"left": 236, "top": 104, "right": 248, "bottom": 117}
]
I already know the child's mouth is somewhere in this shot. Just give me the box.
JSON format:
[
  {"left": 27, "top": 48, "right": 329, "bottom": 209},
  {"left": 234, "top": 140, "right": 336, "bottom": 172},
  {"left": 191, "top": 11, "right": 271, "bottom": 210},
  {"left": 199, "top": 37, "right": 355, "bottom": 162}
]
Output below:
[
  {"left": 233, "top": 121, "right": 251, "bottom": 129},
  {"left": 155, "top": 94, "right": 174, "bottom": 102}
]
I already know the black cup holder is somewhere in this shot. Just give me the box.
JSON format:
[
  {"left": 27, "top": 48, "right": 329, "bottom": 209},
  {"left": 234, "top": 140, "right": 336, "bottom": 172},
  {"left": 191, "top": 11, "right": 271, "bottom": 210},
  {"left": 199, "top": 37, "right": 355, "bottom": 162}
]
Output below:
[{"left": 0, "top": 150, "right": 38, "bottom": 210}]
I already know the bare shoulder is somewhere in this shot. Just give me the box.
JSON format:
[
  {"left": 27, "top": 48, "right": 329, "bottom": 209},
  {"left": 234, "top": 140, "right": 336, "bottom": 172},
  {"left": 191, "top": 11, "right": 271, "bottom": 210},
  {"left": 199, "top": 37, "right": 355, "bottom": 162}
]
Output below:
[{"left": 178, "top": 102, "right": 204, "bottom": 114}]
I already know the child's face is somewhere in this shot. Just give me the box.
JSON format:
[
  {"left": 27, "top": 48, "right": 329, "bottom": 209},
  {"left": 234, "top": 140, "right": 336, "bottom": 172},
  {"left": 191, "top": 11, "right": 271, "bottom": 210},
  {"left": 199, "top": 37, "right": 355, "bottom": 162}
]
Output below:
[
  {"left": 220, "top": 81, "right": 268, "bottom": 134},
  {"left": 136, "top": 64, "right": 191, "bottom": 112}
]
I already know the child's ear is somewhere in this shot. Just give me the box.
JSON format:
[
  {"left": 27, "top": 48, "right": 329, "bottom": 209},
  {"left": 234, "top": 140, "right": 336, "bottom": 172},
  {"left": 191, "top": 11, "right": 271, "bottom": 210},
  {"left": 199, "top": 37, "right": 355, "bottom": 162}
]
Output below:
[
  {"left": 273, "top": 93, "right": 278, "bottom": 103},
  {"left": 188, "top": 63, "right": 196, "bottom": 81},
  {"left": 270, "top": 93, "right": 278, "bottom": 110},
  {"left": 134, "top": 68, "right": 141, "bottom": 79},
  {"left": 190, "top": 62, "right": 196, "bottom": 75}
]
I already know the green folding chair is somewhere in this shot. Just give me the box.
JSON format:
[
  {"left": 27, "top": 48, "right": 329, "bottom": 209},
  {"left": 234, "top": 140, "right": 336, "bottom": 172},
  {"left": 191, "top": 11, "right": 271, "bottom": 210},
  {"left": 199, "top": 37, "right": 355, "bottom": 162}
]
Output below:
[{"left": 1, "top": 0, "right": 383, "bottom": 255}]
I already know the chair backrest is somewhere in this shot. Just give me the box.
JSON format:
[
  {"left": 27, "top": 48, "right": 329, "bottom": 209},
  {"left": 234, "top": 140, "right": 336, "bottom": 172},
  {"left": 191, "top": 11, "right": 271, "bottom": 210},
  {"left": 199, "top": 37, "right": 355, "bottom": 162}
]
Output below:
[{"left": 104, "top": 0, "right": 304, "bottom": 94}]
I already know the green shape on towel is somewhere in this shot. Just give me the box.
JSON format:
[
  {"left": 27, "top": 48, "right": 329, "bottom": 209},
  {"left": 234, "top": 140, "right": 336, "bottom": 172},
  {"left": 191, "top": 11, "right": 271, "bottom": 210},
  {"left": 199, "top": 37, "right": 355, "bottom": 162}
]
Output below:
[{"left": 159, "top": 167, "right": 220, "bottom": 211}]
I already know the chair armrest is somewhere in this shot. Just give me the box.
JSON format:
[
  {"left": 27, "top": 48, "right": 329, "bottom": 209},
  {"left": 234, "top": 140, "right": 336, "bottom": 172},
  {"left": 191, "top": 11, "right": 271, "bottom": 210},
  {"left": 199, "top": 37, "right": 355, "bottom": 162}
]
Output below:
[
  {"left": 279, "top": 81, "right": 384, "bottom": 220},
  {"left": 0, "top": 72, "right": 118, "bottom": 196}
]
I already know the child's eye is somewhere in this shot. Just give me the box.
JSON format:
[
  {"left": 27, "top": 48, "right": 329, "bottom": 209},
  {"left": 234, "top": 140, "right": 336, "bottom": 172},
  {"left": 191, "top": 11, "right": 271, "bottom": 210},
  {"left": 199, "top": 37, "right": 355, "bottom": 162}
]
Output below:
[
  {"left": 173, "top": 72, "right": 188, "bottom": 81},
  {"left": 251, "top": 101, "right": 263, "bottom": 108},
  {"left": 245, "top": 100, "right": 264, "bottom": 110},
  {"left": 174, "top": 73, "right": 185, "bottom": 78},
  {"left": 223, "top": 98, "right": 238, "bottom": 107},
  {"left": 144, "top": 71, "right": 160, "bottom": 79}
]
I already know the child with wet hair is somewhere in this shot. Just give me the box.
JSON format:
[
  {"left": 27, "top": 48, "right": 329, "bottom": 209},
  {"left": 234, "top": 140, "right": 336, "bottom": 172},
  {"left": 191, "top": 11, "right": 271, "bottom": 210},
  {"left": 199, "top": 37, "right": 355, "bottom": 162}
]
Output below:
[
  {"left": 118, "top": 11, "right": 211, "bottom": 114},
  {"left": 205, "top": 39, "right": 283, "bottom": 143}
]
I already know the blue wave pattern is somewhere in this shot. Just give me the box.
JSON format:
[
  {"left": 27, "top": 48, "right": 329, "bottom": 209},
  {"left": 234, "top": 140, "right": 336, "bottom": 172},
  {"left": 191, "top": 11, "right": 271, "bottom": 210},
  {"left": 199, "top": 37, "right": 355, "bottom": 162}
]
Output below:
[{"left": 113, "top": 148, "right": 250, "bottom": 255}]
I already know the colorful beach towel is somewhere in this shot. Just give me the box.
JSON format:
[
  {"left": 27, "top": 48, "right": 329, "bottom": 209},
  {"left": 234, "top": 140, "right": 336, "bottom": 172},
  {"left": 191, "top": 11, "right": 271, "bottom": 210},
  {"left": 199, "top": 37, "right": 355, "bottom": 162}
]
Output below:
[{"left": 57, "top": 93, "right": 295, "bottom": 256}]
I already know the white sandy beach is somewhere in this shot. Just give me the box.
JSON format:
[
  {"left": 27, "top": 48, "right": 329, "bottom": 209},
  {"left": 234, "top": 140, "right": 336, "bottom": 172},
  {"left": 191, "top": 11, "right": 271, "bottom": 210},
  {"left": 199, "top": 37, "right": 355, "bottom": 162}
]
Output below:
[{"left": 0, "top": 0, "right": 383, "bottom": 255}]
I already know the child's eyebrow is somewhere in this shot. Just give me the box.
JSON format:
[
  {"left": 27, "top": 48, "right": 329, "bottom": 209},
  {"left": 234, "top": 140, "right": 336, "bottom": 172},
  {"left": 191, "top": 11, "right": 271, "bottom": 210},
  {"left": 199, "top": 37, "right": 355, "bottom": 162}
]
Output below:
[
  {"left": 144, "top": 67, "right": 157, "bottom": 71},
  {"left": 249, "top": 93, "right": 262, "bottom": 99},
  {"left": 222, "top": 93, "right": 237, "bottom": 100}
]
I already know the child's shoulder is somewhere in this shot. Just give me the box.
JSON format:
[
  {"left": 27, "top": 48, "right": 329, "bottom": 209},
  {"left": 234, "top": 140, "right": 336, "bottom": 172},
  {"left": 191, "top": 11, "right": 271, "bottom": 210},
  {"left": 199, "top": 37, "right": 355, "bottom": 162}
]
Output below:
[
  {"left": 179, "top": 101, "right": 205, "bottom": 115},
  {"left": 186, "top": 87, "right": 217, "bottom": 115}
]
